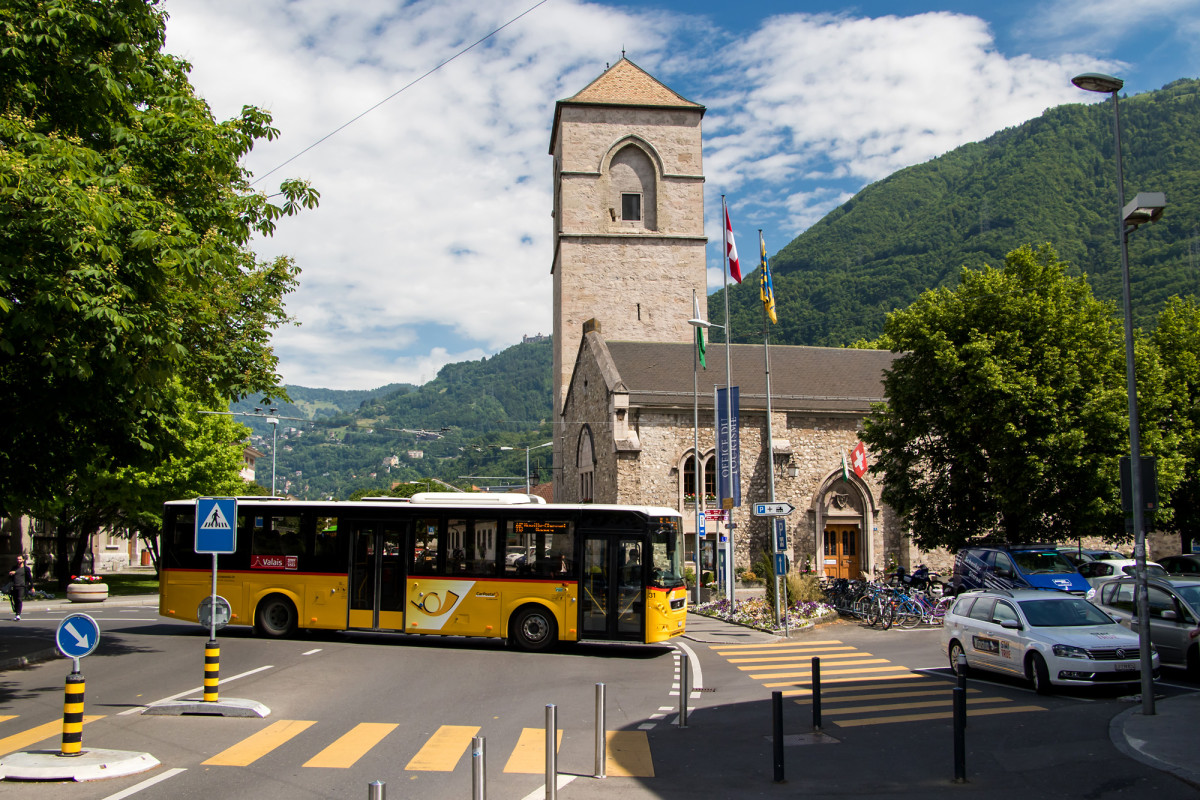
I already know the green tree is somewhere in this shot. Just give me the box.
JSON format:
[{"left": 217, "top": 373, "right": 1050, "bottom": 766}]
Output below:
[
  {"left": 0, "top": 0, "right": 318, "bottom": 516},
  {"left": 862, "top": 244, "right": 1136, "bottom": 550},
  {"left": 1152, "top": 296, "right": 1200, "bottom": 549}
]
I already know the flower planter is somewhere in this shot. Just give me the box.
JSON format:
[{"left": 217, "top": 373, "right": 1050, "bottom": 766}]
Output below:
[{"left": 67, "top": 582, "right": 109, "bottom": 603}]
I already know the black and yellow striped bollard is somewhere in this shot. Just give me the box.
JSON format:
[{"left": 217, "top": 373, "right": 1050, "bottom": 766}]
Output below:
[
  {"left": 61, "top": 671, "right": 85, "bottom": 756},
  {"left": 204, "top": 639, "right": 220, "bottom": 702}
]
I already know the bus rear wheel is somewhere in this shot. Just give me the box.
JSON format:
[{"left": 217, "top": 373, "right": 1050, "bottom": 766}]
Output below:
[
  {"left": 510, "top": 605, "right": 557, "bottom": 652},
  {"left": 256, "top": 595, "right": 298, "bottom": 638}
]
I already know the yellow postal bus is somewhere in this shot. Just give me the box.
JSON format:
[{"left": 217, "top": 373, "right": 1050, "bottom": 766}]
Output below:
[{"left": 159, "top": 493, "right": 688, "bottom": 650}]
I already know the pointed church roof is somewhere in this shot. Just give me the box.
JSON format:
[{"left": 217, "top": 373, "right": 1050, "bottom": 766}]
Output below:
[
  {"left": 565, "top": 58, "right": 703, "bottom": 110},
  {"left": 550, "top": 58, "right": 704, "bottom": 153}
]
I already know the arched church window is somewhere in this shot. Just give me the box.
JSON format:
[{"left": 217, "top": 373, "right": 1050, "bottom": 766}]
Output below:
[
  {"left": 577, "top": 426, "right": 595, "bottom": 503},
  {"left": 609, "top": 144, "right": 657, "bottom": 229}
]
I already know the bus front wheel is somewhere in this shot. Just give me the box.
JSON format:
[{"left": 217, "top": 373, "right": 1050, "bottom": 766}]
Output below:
[
  {"left": 510, "top": 605, "right": 557, "bottom": 652},
  {"left": 256, "top": 595, "right": 298, "bottom": 638}
]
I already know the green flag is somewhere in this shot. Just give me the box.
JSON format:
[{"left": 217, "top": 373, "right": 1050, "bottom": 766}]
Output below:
[{"left": 696, "top": 326, "right": 706, "bottom": 369}]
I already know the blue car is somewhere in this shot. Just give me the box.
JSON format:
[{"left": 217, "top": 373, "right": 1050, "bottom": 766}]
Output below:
[{"left": 951, "top": 545, "right": 1090, "bottom": 596}]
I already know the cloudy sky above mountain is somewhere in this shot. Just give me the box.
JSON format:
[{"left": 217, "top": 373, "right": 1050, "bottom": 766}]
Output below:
[{"left": 162, "top": 0, "right": 1199, "bottom": 389}]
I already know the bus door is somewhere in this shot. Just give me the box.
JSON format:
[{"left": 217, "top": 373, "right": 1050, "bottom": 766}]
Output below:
[
  {"left": 347, "top": 520, "right": 406, "bottom": 630},
  {"left": 580, "top": 535, "right": 644, "bottom": 641}
]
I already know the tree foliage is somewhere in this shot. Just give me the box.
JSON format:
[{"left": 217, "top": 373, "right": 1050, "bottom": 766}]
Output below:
[
  {"left": 0, "top": 0, "right": 318, "bottom": 515},
  {"left": 862, "top": 245, "right": 1151, "bottom": 550},
  {"left": 1152, "top": 297, "right": 1200, "bottom": 548}
]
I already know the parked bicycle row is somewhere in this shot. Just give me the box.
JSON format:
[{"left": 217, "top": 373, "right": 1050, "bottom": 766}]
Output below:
[{"left": 821, "top": 575, "right": 953, "bottom": 630}]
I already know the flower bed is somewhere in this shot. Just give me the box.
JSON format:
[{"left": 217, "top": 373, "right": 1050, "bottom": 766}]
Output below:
[{"left": 693, "top": 597, "right": 835, "bottom": 632}]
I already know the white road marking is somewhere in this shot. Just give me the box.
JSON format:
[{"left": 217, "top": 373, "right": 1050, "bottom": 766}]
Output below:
[
  {"left": 100, "top": 767, "right": 186, "bottom": 799},
  {"left": 117, "top": 665, "right": 274, "bottom": 715}
]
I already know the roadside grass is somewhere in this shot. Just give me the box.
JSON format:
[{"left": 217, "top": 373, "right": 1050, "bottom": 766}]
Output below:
[{"left": 101, "top": 573, "right": 160, "bottom": 596}]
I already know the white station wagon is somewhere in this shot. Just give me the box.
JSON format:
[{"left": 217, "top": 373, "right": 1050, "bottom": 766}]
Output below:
[{"left": 941, "top": 588, "right": 1157, "bottom": 694}]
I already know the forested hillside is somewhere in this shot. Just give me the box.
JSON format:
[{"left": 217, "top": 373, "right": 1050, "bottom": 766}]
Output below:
[
  {"left": 240, "top": 340, "right": 554, "bottom": 498},
  {"left": 718, "top": 78, "right": 1200, "bottom": 345}
]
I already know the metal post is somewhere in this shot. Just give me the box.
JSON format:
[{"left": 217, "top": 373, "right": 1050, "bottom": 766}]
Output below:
[
  {"left": 594, "top": 683, "right": 607, "bottom": 779},
  {"left": 61, "top": 670, "right": 85, "bottom": 756},
  {"left": 956, "top": 652, "right": 967, "bottom": 728},
  {"left": 472, "top": 735, "right": 486, "bottom": 800},
  {"left": 952, "top": 686, "right": 967, "bottom": 782},
  {"left": 772, "top": 691, "right": 785, "bottom": 783},
  {"left": 367, "top": 780, "right": 385, "bottom": 800},
  {"left": 545, "top": 704, "right": 557, "bottom": 800},
  {"left": 678, "top": 652, "right": 690, "bottom": 728},
  {"left": 811, "top": 656, "right": 822, "bottom": 731},
  {"left": 203, "top": 640, "right": 220, "bottom": 702}
]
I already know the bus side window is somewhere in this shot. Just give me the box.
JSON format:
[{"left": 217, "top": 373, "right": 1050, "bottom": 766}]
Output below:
[{"left": 412, "top": 518, "right": 441, "bottom": 576}]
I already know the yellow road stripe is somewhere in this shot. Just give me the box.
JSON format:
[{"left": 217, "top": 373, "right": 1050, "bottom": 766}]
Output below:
[
  {"left": 203, "top": 720, "right": 316, "bottom": 766},
  {"left": 749, "top": 661, "right": 897, "bottom": 679},
  {"left": 742, "top": 657, "right": 889, "bottom": 672},
  {"left": 727, "top": 650, "right": 866, "bottom": 663},
  {"left": 503, "top": 727, "right": 563, "bottom": 774},
  {"left": 712, "top": 640, "right": 842, "bottom": 652},
  {"left": 834, "top": 705, "right": 1045, "bottom": 727},
  {"left": 304, "top": 723, "right": 398, "bottom": 768},
  {"left": 0, "top": 716, "right": 103, "bottom": 756},
  {"left": 0, "top": 716, "right": 15, "bottom": 725},
  {"left": 606, "top": 730, "right": 654, "bottom": 777},
  {"left": 765, "top": 673, "right": 927, "bottom": 689},
  {"left": 826, "top": 696, "right": 1011, "bottom": 715},
  {"left": 405, "top": 725, "right": 480, "bottom": 772},
  {"left": 817, "top": 687, "right": 982, "bottom": 703}
]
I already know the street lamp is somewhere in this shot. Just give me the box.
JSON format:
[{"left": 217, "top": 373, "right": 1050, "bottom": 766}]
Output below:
[
  {"left": 260, "top": 407, "right": 280, "bottom": 497},
  {"left": 525, "top": 442, "right": 553, "bottom": 495},
  {"left": 1072, "top": 72, "right": 1167, "bottom": 715}
]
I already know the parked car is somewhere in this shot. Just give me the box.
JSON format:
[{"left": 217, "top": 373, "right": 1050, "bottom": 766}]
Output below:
[
  {"left": 1159, "top": 553, "right": 1200, "bottom": 577},
  {"left": 951, "top": 544, "right": 1090, "bottom": 595},
  {"left": 1057, "top": 547, "right": 1127, "bottom": 567},
  {"left": 942, "top": 588, "right": 1156, "bottom": 693},
  {"left": 1077, "top": 558, "right": 1167, "bottom": 588},
  {"left": 1089, "top": 576, "right": 1200, "bottom": 676}
]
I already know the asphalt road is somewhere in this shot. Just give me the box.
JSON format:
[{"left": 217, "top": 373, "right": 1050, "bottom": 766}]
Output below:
[{"left": 1, "top": 610, "right": 1197, "bottom": 799}]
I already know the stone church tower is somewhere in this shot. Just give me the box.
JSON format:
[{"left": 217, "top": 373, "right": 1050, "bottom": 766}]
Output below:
[{"left": 548, "top": 58, "right": 708, "bottom": 416}]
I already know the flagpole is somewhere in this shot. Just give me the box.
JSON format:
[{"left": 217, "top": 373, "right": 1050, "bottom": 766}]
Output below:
[
  {"left": 721, "top": 195, "right": 735, "bottom": 603},
  {"left": 692, "top": 289, "right": 702, "bottom": 609},
  {"left": 760, "top": 230, "right": 784, "bottom": 632}
]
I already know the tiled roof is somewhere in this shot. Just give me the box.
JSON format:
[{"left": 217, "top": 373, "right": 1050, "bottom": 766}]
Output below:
[
  {"left": 603, "top": 341, "right": 898, "bottom": 414},
  {"left": 563, "top": 58, "right": 702, "bottom": 109}
]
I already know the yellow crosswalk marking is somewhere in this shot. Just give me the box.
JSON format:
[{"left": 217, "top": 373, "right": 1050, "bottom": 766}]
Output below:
[
  {"left": 750, "top": 661, "right": 901, "bottom": 680},
  {"left": 0, "top": 716, "right": 103, "bottom": 756},
  {"left": 819, "top": 687, "right": 981, "bottom": 703},
  {"left": 503, "top": 727, "right": 563, "bottom": 774},
  {"left": 605, "top": 730, "right": 654, "bottom": 777},
  {"left": 825, "top": 696, "right": 1011, "bottom": 715},
  {"left": 203, "top": 719, "right": 315, "bottom": 766},
  {"left": 405, "top": 725, "right": 480, "bottom": 772},
  {"left": 772, "top": 673, "right": 928, "bottom": 691},
  {"left": 727, "top": 650, "right": 866, "bottom": 664},
  {"left": 712, "top": 640, "right": 843, "bottom": 653},
  {"left": 0, "top": 716, "right": 15, "bottom": 725},
  {"left": 304, "top": 723, "right": 398, "bottom": 768},
  {"left": 835, "top": 705, "right": 1045, "bottom": 727}
]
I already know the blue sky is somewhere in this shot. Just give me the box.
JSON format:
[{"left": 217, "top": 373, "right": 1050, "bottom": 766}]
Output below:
[{"left": 163, "top": 0, "right": 1200, "bottom": 390}]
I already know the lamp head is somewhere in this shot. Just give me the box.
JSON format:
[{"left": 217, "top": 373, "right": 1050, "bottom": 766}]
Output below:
[
  {"left": 1122, "top": 192, "right": 1166, "bottom": 228},
  {"left": 1072, "top": 73, "right": 1123, "bottom": 94}
]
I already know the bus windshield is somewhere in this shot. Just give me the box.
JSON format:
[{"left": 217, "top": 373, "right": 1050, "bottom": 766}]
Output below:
[{"left": 649, "top": 518, "right": 686, "bottom": 589}]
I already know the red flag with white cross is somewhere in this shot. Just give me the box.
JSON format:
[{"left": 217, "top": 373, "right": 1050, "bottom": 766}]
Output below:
[{"left": 851, "top": 441, "right": 868, "bottom": 478}]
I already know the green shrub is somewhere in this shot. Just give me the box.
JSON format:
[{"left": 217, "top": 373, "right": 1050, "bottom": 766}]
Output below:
[
  {"left": 754, "top": 550, "right": 776, "bottom": 606},
  {"left": 786, "top": 573, "right": 824, "bottom": 604}
]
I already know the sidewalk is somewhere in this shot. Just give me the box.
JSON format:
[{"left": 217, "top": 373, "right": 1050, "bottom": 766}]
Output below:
[{"left": 0, "top": 593, "right": 160, "bottom": 671}]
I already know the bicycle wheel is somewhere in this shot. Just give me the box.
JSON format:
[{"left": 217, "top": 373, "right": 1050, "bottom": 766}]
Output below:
[
  {"left": 896, "top": 599, "right": 922, "bottom": 629},
  {"left": 876, "top": 596, "right": 894, "bottom": 630},
  {"left": 930, "top": 596, "right": 954, "bottom": 626}
]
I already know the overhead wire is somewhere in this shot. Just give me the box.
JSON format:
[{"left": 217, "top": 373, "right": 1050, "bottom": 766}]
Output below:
[{"left": 250, "top": 0, "right": 551, "bottom": 186}]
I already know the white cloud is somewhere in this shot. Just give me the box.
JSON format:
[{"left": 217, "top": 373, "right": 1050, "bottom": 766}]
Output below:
[{"left": 163, "top": 2, "right": 1130, "bottom": 388}]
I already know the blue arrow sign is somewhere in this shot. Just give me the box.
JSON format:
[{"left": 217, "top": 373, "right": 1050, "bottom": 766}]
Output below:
[
  {"left": 56, "top": 613, "right": 100, "bottom": 659},
  {"left": 195, "top": 497, "right": 237, "bottom": 554}
]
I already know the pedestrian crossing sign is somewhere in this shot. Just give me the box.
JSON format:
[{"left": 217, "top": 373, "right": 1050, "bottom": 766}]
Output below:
[{"left": 196, "top": 497, "right": 238, "bottom": 554}]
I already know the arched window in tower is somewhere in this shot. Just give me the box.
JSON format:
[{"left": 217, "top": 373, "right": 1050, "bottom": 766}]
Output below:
[
  {"left": 703, "top": 454, "right": 717, "bottom": 502},
  {"left": 577, "top": 426, "right": 595, "bottom": 503},
  {"left": 609, "top": 144, "right": 657, "bottom": 230}
]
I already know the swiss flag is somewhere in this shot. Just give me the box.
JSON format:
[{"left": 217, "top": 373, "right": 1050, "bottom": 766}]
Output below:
[{"left": 851, "top": 441, "right": 868, "bottom": 478}]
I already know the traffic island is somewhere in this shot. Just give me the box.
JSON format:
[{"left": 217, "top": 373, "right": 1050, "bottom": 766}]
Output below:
[
  {"left": 0, "top": 749, "right": 160, "bottom": 782},
  {"left": 142, "top": 697, "right": 269, "bottom": 718}
]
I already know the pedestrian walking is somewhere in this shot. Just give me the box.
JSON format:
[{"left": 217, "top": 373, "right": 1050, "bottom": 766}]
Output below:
[{"left": 7, "top": 555, "right": 33, "bottom": 620}]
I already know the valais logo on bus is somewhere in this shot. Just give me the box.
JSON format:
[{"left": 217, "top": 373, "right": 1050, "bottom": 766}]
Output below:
[{"left": 251, "top": 554, "right": 298, "bottom": 570}]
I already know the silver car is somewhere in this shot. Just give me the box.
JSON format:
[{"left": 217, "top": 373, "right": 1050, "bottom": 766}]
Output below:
[{"left": 1090, "top": 576, "right": 1200, "bottom": 677}]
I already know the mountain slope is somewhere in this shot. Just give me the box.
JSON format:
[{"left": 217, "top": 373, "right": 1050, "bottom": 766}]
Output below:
[{"left": 719, "top": 78, "right": 1200, "bottom": 345}]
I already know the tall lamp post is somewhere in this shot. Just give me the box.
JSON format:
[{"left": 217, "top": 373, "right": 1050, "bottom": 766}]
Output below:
[
  {"left": 526, "top": 442, "right": 553, "bottom": 495},
  {"left": 690, "top": 313, "right": 727, "bottom": 601},
  {"left": 1072, "top": 73, "right": 1166, "bottom": 715}
]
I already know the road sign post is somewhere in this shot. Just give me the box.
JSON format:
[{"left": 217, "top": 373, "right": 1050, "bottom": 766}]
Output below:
[
  {"left": 56, "top": 613, "right": 101, "bottom": 671},
  {"left": 753, "top": 502, "right": 795, "bottom": 517}
]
